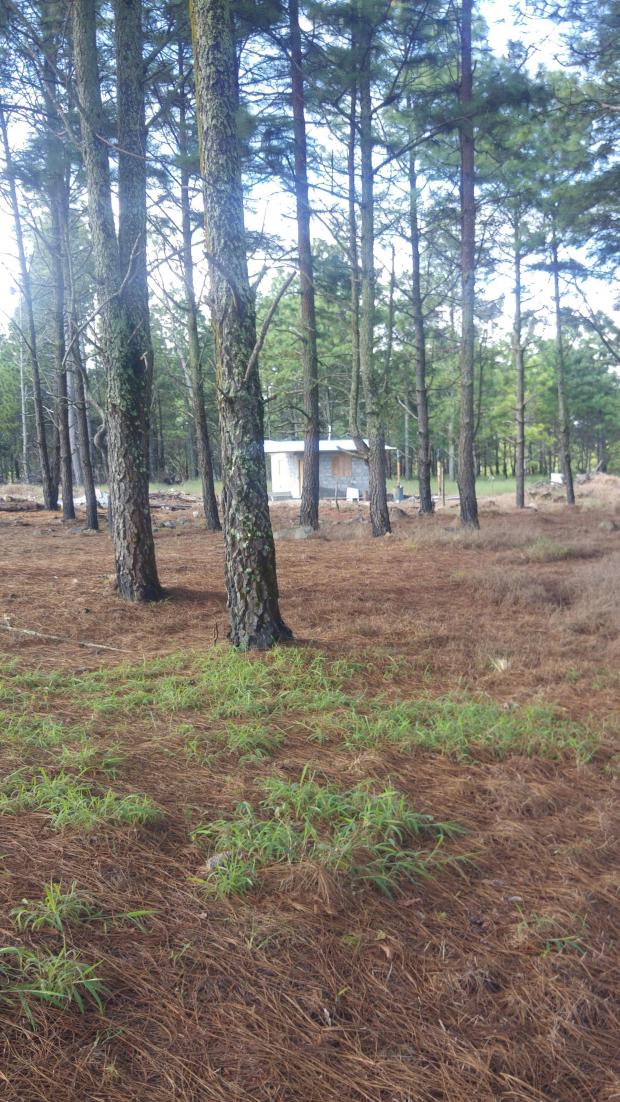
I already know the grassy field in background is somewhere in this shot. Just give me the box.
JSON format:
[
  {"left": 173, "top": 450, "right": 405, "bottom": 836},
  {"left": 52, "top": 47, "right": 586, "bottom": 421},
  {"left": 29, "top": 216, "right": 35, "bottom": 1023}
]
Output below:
[{"left": 149, "top": 475, "right": 540, "bottom": 500}]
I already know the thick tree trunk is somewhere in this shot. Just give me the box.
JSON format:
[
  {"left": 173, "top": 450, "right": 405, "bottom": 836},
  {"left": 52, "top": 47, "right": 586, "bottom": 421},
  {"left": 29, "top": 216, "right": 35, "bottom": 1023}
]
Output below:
[
  {"left": 358, "top": 22, "right": 390, "bottom": 536},
  {"left": 0, "top": 103, "right": 55, "bottom": 508},
  {"left": 407, "top": 135, "right": 433, "bottom": 514},
  {"left": 190, "top": 0, "right": 291, "bottom": 648},
  {"left": 289, "top": 0, "right": 320, "bottom": 530},
  {"left": 178, "top": 42, "right": 221, "bottom": 530},
  {"left": 457, "top": 0, "right": 479, "bottom": 528},
  {"left": 513, "top": 233, "right": 526, "bottom": 508},
  {"left": 551, "top": 235, "right": 575, "bottom": 505},
  {"left": 71, "top": 0, "right": 161, "bottom": 598},
  {"left": 115, "top": 0, "right": 154, "bottom": 470}
]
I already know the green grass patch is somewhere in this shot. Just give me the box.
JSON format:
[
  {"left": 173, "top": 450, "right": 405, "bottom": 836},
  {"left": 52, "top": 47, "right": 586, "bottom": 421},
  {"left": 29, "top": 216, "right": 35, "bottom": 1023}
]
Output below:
[
  {"left": 0, "top": 647, "right": 360, "bottom": 725},
  {"left": 340, "top": 694, "right": 597, "bottom": 762},
  {"left": 10, "top": 880, "right": 156, "bottom": 934},
  {"left": 0, "top": 945, "right": 106, "bottom": 1025},
  {"left": 0, "top": 769, "right": 162, "bottom": 830},
  {"left": 0, "top": 711, "right": 89, "bottom": 750},
  {"left": 186, "top": 721, "right": 284, "bottom": 764},
  {"left": 193, "top": 770, "right": 461, "bottom": 897},
  {"left": 11, "top": 880, "right": 99, "bottom": 933},
  {"left": 58, "top": 740, "right": 125, "bottom": 776},
  {"left": 0, "top": 650, "right": 599, "bottom": 794}
]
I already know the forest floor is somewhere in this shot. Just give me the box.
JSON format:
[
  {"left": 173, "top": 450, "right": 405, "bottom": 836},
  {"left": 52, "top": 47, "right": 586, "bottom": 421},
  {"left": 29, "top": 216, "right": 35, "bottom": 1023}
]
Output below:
[{"left": 0, "top": 479, "right": 619, "bottom": 1101}]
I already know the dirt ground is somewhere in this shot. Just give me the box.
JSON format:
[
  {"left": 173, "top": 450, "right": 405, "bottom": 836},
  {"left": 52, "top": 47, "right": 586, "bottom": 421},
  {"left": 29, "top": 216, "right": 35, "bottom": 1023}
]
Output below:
[{"left": 0, "top": 481, "right": 619, "bottom": 1101}]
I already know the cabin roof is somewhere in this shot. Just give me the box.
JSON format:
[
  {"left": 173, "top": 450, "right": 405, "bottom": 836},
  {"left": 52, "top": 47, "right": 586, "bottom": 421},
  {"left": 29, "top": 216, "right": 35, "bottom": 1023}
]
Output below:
[{"left": 264, "top": 438, "right": 394, "bottom": 454}]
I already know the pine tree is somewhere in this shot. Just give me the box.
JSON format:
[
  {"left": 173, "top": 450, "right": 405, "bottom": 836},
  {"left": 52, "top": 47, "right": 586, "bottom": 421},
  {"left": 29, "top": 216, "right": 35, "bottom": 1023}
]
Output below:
[
  {"left": 71, "top": 0, "right": 162, "bottom": 599},
  {"left": 190, "top": 0, "right": 292, "bottom": 648}
]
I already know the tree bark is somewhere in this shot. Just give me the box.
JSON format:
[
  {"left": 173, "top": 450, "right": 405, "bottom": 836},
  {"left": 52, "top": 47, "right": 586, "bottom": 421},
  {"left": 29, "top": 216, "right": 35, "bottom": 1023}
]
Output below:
[
  {"left": 67, "top": 364, "right": 85, "bottom": 488},
  {"left": 407, "top": 132, "right": 433, "bottom": 514},
  {"left": 61, "top": 198, "right": 99, "bottom": 531},
  {"left": 18, "top": 295, "right": 30, "bottom": 483},
  {"left": 41, "top": 20, "right": 75, "bottom": 520},
  {"left": 551, "top": 233, "right": 575, "bottom": 505},
  {"left": 289, "top": 0, "right": 320, "bottom": 530},
  {"left": 44, "top": 82, "right": 75, "bottom": 520},
  {"left": 71, "top": 0, "right": 161, "bottom": 598},
  {"left": 190, "top": 0, "right": 291, "bottom": 648},
  {"left": 347, "top": 78, "right": 363, "bottom": 449},
  {"left": 0, "top": 102, "right": 56, "bottom": 508},
  {"left": 513, "top": 227, "right": 525, "bottom": 508},
  {"left": 457, "top": 0, "right": 479, "bottom": 528},
  {"left": 358, "top": 19, "right": 390, "bottom": 536},
  {"left": 49, "top": 186, "right": 75, "bottom": 519},
  {"left": 114, "top": 0, "right": 154, "bottom": 471},
  {"left": 178, "top": 41, "right": 221, "bottom": 530}
]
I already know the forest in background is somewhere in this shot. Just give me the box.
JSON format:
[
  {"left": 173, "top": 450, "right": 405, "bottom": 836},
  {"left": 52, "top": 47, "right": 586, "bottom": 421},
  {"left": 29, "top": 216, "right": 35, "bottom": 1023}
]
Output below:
[{"left": 0, "top": 0, "right": 618, "bottom": 492}]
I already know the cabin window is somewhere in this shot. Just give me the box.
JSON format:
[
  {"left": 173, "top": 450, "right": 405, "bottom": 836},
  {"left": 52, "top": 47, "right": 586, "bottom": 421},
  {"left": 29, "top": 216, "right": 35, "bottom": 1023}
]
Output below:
[{"left": 331, "top": 453, "right": 352, "bottom": 478}]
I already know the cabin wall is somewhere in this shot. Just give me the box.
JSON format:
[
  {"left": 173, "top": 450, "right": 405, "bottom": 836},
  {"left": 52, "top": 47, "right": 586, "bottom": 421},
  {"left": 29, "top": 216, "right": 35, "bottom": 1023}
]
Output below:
[
  {"left": 269, "top": 453, "right": 301, "bottom": 497},
  {"left": 318, "top": 455, "right": 368, "bottom": 496},
  {"left": 269, "top": 451, "right": 369, "bottom": 499}
]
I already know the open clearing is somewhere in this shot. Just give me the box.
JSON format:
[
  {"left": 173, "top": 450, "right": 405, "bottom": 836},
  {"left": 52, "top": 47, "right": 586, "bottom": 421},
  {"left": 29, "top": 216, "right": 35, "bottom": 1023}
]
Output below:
[{"left": 0, "top": 483, "right": 619, "bottom": 1101}]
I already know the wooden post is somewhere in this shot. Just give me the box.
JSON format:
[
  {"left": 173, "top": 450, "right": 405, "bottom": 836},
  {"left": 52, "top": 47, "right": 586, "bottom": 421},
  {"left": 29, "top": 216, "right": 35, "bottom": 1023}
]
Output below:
[{"left": 396, "top": 448, "right": 401, "bottom": 484}]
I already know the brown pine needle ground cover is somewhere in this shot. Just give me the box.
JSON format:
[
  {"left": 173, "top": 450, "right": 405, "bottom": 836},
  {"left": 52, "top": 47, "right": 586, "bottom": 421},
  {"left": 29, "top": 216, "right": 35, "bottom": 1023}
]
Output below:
[{"left": 0, "top": 487, "right": 619, "bottom": 1101}]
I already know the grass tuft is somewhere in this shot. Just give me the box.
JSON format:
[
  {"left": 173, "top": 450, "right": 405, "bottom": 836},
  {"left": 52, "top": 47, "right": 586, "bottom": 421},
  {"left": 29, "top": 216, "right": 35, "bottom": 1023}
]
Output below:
[
  {"left": 193, "top": 770, "right": 461, "bottom": 897},
  {"left": 11, "top": 881, "right": 98, "bottom": 933},
  {"left": 0, "top": 769, "right": 162, "bottom": 830},
  {"left": 0, "top": 945, "right": 106, "bottom": 1025}
]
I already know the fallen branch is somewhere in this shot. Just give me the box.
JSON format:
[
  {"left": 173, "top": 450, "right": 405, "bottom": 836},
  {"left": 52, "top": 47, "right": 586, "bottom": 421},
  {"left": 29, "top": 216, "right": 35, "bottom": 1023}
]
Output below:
[{"left": 2, "top": 616, "right": 131, "bottom": 653}]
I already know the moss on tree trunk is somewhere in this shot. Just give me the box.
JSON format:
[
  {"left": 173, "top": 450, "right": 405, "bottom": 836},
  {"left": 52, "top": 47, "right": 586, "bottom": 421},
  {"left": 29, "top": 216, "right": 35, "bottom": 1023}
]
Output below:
[{"left": 191, "top": 0, "right": 291, "bottom": 649}]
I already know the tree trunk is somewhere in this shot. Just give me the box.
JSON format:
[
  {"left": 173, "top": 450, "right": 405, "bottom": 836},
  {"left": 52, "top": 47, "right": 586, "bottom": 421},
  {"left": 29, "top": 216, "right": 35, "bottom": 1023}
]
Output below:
[
  {"left": 114, "top": 0, "right": 155, "bottom": 470},
  {"left": 49, "top": 191, "right": 75, "bottom": 519},
  {"left": 178, "top": 41, "right": 221, "bottom": 530},
  {"left": 358, "top": 20, "right": 390, "bottom": 536},
  {"left": 61, "top": 197, "right": 99, "bottom": 531},
  {"left": 347, "top": 75, "right": 363, "bottom": 449},
  {"left": 597, "top": 424, "right": 607, "bottom": 472},
  {"left": 407, "top": 133, "right": 433, "bottom": 514},
  {"left": 67, "top": 365, "right": 84, "bottom": 488},
  {"left": 288, "top": 0, "right": 320, "bottom": 529},
  {"left": 190, "top": 0, "right": 291, "bottom": 648},
  {"left": 457, "top": 0, "right": 479, "bottom": 528},
  {"left": 513, "top": 232, "right": 526, "bottom": 508},
  {"left": 403, "top": 393, "right": 412, "bottom": 480},
  {"left": 17, "top": 296, "right": 30, "bottom": 483},
  {"left": 551, "top": 233, "right": 575, "bottom": 505},
  {"left": 71, "top": 0, "right": 161, "bottom": 598},
  {"left": 0, "top": 103, "right": 55, "bottom": 508},
  {"left": 41, "top": 28, "right": 75, "bottom": 520},
  {"left": 45, "top": 98, "right": 75, "bottom": 521}
]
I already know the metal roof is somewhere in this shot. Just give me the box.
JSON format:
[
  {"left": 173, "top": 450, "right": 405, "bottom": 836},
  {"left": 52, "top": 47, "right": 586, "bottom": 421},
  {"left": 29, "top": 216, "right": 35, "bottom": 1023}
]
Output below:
[{"left": 264, "top": 438, "right": 367, "bottom": 454}]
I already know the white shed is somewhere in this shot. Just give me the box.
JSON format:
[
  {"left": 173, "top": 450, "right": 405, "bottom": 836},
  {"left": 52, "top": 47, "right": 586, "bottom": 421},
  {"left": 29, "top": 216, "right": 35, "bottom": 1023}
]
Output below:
[{"left": 265, "top": 439, "right": 370, "bottom": 500}]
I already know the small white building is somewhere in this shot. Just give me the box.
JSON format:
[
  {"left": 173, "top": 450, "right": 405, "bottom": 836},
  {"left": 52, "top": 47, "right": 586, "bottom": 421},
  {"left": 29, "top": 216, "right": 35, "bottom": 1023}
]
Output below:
[{"left": 265, "top": 439, "right": 369, "bottom": 500}]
